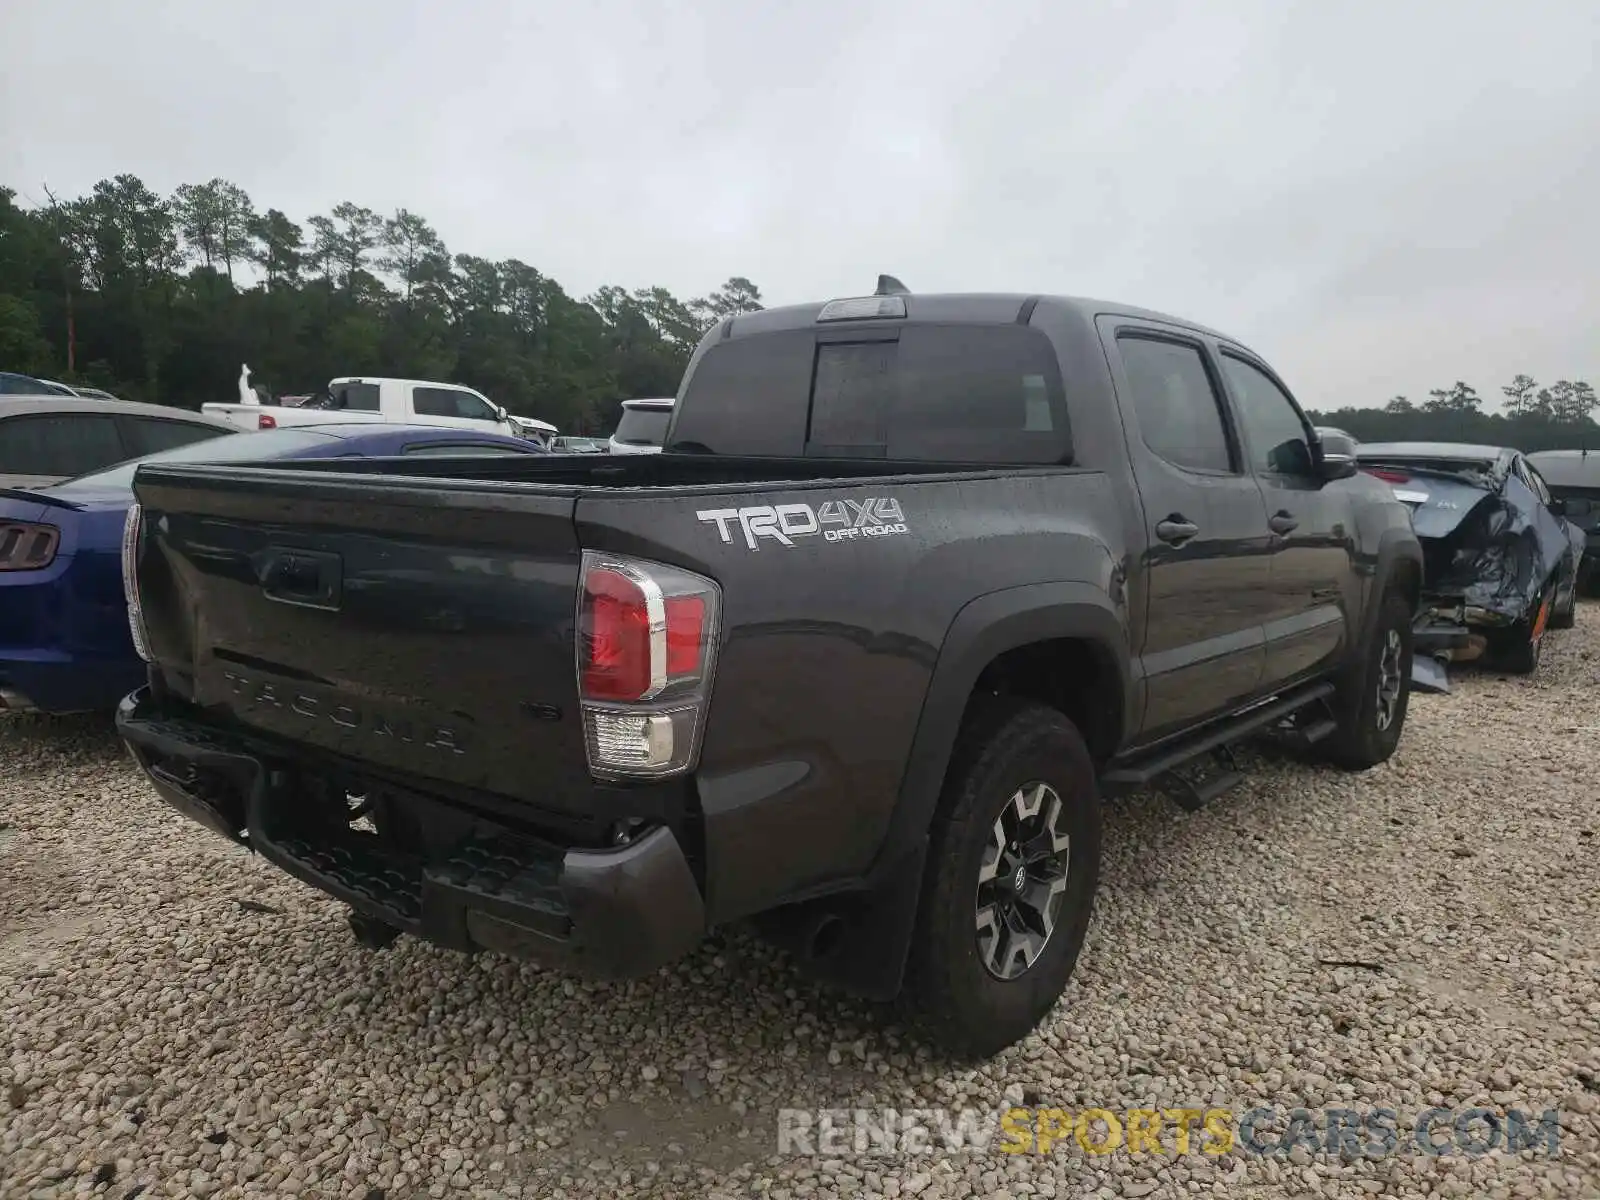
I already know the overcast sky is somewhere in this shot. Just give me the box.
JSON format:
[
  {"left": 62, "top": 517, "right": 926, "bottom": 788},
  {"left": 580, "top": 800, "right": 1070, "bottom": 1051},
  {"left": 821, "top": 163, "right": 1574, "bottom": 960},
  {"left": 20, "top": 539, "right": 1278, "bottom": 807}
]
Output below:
[{"left": 3, "top": 0, "right": 1595, "bottom": 412}]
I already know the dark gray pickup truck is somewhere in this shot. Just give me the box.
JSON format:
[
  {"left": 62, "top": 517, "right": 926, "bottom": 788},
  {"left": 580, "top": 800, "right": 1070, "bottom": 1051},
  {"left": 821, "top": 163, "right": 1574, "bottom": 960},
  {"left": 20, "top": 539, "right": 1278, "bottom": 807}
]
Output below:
[{"left": 116, "top": 283, "right": 1423, "bottom": 1056}]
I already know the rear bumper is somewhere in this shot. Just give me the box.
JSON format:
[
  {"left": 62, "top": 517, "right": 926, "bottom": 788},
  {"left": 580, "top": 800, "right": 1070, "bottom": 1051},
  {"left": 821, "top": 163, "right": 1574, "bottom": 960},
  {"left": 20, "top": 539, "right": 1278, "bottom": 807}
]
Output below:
[{"left": 115, "top": 687, "right": 707, "bottom": 978}]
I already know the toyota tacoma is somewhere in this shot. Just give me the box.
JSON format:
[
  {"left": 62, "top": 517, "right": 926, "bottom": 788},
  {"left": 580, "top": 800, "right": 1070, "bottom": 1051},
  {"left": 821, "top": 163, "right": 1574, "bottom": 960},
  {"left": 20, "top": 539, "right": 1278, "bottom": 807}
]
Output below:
[{"left": 115, "top": 282, "right": 1423, "bottom": 1056}]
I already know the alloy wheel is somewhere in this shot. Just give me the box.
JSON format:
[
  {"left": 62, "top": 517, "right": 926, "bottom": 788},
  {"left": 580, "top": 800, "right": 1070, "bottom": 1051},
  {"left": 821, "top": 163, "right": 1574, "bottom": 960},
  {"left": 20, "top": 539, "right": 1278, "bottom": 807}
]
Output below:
[
  {"left": 974, "top": 782, "right": 1072, "bottom": 981},
  {"left": 1375, "top": 627, "right": 1404, "bottom": 731}
]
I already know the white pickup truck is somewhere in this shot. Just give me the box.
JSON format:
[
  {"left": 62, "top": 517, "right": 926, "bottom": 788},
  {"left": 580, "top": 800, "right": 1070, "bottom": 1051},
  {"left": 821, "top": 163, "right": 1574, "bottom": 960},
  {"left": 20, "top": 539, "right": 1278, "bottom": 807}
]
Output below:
[{"left": 201, "top": 376, "right": 524, "bottom": 439}]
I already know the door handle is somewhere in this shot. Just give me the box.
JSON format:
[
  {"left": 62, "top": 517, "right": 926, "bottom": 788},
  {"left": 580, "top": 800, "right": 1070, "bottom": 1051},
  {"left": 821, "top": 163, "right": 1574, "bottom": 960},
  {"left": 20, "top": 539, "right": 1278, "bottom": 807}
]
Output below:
[
  {"left": 1155, "top": 516, "right": 1200, "bottom": 546},
  {"left": 1268, "top": 511, "right": 1298, "bottom": 535}
]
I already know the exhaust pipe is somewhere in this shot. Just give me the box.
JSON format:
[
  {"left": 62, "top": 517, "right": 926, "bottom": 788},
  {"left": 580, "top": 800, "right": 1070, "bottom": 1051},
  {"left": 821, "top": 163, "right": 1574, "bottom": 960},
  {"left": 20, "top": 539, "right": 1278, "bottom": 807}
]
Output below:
[{"left": 808, "top": 913, "right": 847, "bottom": 961}]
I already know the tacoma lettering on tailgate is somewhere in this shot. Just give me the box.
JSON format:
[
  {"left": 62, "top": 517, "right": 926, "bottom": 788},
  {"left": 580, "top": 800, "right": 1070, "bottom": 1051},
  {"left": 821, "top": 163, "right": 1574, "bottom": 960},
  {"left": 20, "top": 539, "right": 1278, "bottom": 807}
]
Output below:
[{"left": 219, "top": 669, "right": 469, "bottom": 755}]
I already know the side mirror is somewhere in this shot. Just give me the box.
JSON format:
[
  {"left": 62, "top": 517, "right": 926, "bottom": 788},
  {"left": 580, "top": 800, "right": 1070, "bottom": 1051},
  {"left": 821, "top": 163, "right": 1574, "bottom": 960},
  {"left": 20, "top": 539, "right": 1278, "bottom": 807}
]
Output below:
[{"left": 1316, "top": 431, "right": 1359, "bottom": 481}]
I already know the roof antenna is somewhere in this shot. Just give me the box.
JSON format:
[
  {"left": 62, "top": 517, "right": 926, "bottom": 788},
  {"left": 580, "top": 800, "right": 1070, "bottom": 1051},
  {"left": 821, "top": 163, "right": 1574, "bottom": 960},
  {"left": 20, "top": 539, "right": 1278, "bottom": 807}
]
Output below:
[{"left": 875, "top": 274, "right": 910, "bottom": 296}]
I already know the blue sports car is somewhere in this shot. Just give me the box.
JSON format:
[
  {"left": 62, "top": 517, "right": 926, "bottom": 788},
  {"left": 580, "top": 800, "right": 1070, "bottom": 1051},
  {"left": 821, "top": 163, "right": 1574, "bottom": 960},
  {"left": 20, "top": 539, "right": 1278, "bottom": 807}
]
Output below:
[{"left": 0, "top": 422, "right": 544, "bottom": 714}]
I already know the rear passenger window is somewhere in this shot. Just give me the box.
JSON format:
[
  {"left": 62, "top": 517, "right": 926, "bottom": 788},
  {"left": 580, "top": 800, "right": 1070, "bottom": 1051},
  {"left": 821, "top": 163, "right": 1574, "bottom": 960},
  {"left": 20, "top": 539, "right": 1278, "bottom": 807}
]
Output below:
[
  {"left": 670, "top": 323, "right": 1070, "bottom": 464},
  {"left": 1117, "top": 337, "right": 1234, "bottom": 473},
  {"left": 126, "top": 417, "right": 227, "bottom": 457},
  {"left": 414, "top": 387, "right": 496, "bottom": 421},
  {"left": 0, "top": 413, "right": 127, "bottom": 476}
]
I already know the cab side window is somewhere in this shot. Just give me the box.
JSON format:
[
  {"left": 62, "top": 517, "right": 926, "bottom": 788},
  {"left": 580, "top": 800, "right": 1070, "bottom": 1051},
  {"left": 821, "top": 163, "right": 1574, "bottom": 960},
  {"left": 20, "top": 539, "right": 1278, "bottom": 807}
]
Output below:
[
  {"left": 1220, "top": 354, "right": 1313, "bottom": 477},
  {"left": 414, "top": 387, "right": 496, "bottom": 421},
  {"left": 1116, "top": 335, "right": 1234, "bottom": 473}
]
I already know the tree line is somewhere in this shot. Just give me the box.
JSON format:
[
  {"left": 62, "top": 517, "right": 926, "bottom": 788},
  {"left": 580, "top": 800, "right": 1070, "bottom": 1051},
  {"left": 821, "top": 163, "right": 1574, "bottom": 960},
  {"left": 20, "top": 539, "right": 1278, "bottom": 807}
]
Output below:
[
  {"left": 0, "top": 175, "right": 765, "bottom": 433},
  {"left": 5, "top": 176, "right": 1595, "bottom": 449},
  {"left": 1307, "top": 376, "right": 1599, "bottom": 452}
]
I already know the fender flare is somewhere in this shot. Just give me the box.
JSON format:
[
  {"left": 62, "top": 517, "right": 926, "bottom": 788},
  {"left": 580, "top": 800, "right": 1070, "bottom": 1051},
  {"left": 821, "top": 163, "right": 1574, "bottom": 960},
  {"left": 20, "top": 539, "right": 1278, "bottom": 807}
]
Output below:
[
  {"left": 1355, "top": 527, "right": 1425, "bottom": 663},
  {"left": 877, "top": 581, "right": 1133, "bottom": 869}
]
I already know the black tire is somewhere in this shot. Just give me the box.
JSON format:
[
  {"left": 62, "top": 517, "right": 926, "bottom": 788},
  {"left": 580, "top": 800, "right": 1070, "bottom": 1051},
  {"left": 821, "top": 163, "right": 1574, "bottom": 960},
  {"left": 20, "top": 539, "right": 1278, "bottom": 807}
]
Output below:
[
  {"left": 1323, "top": 588, "right": 1413, "bottom": 771},
  {"left": 1495, "top": 628, "right": 1541, "bottom": 674},
  {"left": 1550, "top": 576, "right": 1577, "bottom": 630},
  {"left": 906, "top": 699, "right": 1101, "bottom": 1059},
  {"left": 1490, "top": 581, "right": 1556, "bottom": 674},
  {"left": 1493, "top": 616, "right": 1544, "bottom": 674}
]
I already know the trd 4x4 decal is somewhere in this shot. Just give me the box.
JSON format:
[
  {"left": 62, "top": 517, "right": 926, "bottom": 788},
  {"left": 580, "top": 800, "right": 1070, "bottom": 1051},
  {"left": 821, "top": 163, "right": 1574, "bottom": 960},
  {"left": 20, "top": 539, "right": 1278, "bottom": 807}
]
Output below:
[{"left": 696, "top": 498, "right": 908, "bottom": 550}]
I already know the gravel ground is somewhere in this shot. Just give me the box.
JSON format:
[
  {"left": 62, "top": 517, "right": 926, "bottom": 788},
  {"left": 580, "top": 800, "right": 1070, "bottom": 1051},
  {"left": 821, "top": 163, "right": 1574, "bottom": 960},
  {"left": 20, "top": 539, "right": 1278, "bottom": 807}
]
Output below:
[{"left": 3, "top": 611, "right": 1599, "bottom": 1200}]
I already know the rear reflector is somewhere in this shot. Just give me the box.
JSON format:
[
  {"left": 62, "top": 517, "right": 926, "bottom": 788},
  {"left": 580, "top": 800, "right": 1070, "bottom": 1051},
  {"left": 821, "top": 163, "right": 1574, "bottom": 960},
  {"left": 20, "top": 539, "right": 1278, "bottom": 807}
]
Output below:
[
  {"left": 258, "top": 412, "right": 277, "bottom": 430},
  {"left": 576, "top": 552, "right": 721, "bottom": 778},
  {"left": 122, "top": 504, "right": 153, "bottom": 662},
  {"left": 0, "top": 522, "right": 60, "bottom": 571},
  {"left": 1362, "top": 467, "right": 1410, "bottom": 484},
  {"left": 817, "top": 295, "right": 907, "bottom": 322}
]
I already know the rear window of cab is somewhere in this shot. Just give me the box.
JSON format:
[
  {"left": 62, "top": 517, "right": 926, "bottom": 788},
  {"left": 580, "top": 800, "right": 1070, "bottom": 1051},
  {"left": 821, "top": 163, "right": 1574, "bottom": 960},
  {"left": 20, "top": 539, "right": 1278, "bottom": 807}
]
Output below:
[{"left": 667, "top": 323, "right": 1071, "bottom": 465}]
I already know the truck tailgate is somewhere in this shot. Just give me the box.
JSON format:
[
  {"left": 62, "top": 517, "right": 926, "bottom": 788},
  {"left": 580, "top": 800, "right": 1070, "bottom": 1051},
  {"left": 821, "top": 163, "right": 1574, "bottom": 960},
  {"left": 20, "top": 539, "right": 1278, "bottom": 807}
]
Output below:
[{"left": 131, "top": 467, "right": 590, "bottom": 809}]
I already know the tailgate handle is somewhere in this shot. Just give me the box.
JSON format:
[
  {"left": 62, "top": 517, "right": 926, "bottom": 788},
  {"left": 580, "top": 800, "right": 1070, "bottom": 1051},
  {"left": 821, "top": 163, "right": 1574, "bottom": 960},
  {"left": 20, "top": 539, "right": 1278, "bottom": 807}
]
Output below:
[{"left": 259, "top": 547, "right": 343, "bottom": 610}]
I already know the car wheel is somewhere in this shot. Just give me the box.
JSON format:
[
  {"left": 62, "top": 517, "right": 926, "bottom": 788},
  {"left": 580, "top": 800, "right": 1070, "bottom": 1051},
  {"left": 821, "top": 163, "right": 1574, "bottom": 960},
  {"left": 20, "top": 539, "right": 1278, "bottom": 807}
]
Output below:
[
  {"left": 906, "top": 699, "right": 1100, "bottom": 1059},
  {"left": 1493, "top": 593, "right": 1550, "bottom": 675},
  {"left": 1324, "top": 588, "right": 1413, "bottom": 771},
  {"left": 1550, "top": 573, "right": 1577, "bottom": 630}
]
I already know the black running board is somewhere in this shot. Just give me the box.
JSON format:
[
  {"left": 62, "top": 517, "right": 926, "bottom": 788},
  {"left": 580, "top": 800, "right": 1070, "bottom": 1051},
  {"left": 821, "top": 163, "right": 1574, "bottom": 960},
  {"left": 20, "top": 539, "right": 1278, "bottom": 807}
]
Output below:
[{"left": 1100, "top": 681, "right": 1337, "bottom": 796}]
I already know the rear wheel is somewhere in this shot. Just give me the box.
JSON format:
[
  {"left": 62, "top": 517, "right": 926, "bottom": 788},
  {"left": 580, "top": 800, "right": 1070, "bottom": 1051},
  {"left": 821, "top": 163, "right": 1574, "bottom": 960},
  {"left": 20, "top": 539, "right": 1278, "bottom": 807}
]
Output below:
[
  {"left": 1550, "top": 572, "right": 1577, "bottom": 630},
  {"left": 1323, "top": 588, "right": 1412, "bottom": 770},
  {"left": 907, "top": 699, "right": 1100, "bottom": 1059},
  {"left": 1493, "top": 596, "right": 1550, "bottom": 675}
]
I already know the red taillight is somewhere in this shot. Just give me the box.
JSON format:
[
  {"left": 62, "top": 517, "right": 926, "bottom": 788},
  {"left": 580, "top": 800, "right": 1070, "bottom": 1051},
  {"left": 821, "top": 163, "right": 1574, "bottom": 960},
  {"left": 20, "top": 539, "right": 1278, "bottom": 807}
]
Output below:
[
  {"left": 579, "top": 567, "right": 711, "bottom": 701},
  {"left": 258, "top": 412, "right": 277, "bottom": 430},
  {"left": 576, "top": 553, "right": 721, "bottom": 778},
  {"left": 0, "top": 522, "right": 60, "bottom": 571},
  {"left": 1362, "top": 467, "right": 1409, "bottom": 484},
  {"left": 581, "top": 566, "right": 654, "bottom": 701}
]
